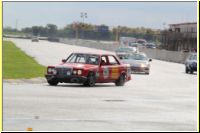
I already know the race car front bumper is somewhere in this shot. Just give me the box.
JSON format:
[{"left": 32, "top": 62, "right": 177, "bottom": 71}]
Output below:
[
  {"left": 45, "top": 74, "right": 87, "bottom": 83},
  {"left": 131, "top": 66, "right": 149, "bottom": 73}
]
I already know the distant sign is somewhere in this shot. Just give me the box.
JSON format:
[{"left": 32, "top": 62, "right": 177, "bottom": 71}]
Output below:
[{"left": 96, "top": 25, "right": 109, "bottom": 32}]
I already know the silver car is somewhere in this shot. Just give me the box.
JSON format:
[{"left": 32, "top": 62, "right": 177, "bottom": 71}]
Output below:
[
  {"left": 31, "top": 36, "right": 39, "bottom": 42},
  {"left": 185, "top": 53, "right": 197, "bottom": 74},
  {"left": 121, "top": 53, "right": 152, "bottom": 74}
]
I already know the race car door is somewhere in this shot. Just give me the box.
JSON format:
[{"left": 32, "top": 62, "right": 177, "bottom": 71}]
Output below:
[
  {"left": 107, "top": 55, "right": 120, "bottom": 80},
  {"left": 98, "top": 55, "right": 111, "bottom": 82},
  {"left": 98, "top": 55, "right": 120, "bottom": 82}
]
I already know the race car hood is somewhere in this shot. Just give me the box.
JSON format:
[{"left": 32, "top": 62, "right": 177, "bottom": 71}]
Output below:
[{"left": 55, "top": 62, "right": 98, "bottom": 70}]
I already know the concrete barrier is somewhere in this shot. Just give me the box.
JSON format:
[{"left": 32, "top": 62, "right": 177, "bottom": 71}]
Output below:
[
  {"left": 59, "top": 38, "right": 119, "bottom": 52},
  {"left": 59, "top": 38, "right": 190, "bottom": 64},
  {"left": 139, "top": 48, "right": 190, "bottom": 64}
]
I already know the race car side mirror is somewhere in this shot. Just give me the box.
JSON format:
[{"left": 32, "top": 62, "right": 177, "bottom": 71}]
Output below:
[{"left": 62, "top": 59, "right": 66, "bottom": 63}]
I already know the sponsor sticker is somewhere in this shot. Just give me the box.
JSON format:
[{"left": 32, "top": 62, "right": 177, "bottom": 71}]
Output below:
[
  {"left": 103, "top": 67, "right": 109, "bottom": 78},
  {"left": 111, "top": 68, "right": 119, "bottom": 79}
]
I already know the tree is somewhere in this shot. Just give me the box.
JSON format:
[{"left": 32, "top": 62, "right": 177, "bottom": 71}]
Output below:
[
  {"left": 21, "top": 27, "right": 32, "bottom": 33},
  {"left": 46, "top": 24, "right": 57, "bottom": 37},
  {"left": 32, "top": 26, "right": 40, "bottom": 36}
]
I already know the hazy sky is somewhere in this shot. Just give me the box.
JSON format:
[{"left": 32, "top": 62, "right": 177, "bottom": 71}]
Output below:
[{"left": 3, "top": 2, "right": 197, "bottom": 30}]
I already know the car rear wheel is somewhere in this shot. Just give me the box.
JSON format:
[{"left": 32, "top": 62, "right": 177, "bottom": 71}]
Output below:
[
  {"left": 115, "top": 74, "right": 125, "bottom": 86},
  {"left": 190, "top": 69, "right": 194, "bottom": 74},
  {"left": 185, "top": 67, "right": 189, "bottom": 73},
  {"left": 48, "top": 80, "right": 58, "bottom": 86},
  {"left": 84, "top": 72, "right": 96, "bottom": 87}
]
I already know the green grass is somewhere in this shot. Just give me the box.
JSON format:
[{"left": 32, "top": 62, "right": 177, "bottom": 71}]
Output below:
[
  {"left": 3, "top": 31, "right": 28, "bottom": 36},
  {"left": 3, "top": 41, "right": 46, "bottom": 79}
]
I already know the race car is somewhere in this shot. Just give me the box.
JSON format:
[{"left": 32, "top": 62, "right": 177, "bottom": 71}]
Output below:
[{"left": 45, "top": 52, "right": 131, "bottom": 87}]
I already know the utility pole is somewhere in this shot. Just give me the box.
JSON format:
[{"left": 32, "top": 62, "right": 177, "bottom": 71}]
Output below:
[
  {"left": 116, "top": 26, "right": 120, "bottom": 43},
  {"left": 15, "top": 19, "right": 18, "bottom": 31},
  {"left": 73, "top": 22, "right": 79, "bottom": 40},
  {"left": 76, "top": 23, "right": 79, "bottom": 40}
]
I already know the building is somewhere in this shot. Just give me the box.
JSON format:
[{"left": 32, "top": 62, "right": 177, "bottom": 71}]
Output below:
[{"left": 162, "top": 22, "right": 197, "bottom": 51}]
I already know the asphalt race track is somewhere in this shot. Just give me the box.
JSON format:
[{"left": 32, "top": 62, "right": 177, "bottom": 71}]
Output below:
[{"left": 3, "top": 38, "right": 197, "bottom": 131}]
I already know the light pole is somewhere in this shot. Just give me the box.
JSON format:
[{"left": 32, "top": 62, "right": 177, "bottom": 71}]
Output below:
[
  {"left": 80, "top": 12, "right": 87, "bottom": 23},
  {"left": 116, "top": 26, "right": 120, "bottom": 43},
  {"left": 80, "top": 12, "right": 87, "bottom": 39}
]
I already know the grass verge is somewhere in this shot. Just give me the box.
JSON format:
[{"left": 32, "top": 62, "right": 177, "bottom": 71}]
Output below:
[{"left": 3, "top": 41, "right": 46, "bottom": 79}]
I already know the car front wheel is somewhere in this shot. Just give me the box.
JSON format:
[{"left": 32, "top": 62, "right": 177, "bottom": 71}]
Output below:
[
  {"left": 84, "top": 72, "right": 96, "bottom": 87},
  {"left": 185, "top": 67, "right": 189, "bottom": 73},
  {"left": 47, "top": 80, "right": 58, "bottom": 86},
  {"left": 190, "top": 69, "right": 194, "bottom": 74},
  {"left": 115, "top": 74, "right": 125, "bottom": 86}
]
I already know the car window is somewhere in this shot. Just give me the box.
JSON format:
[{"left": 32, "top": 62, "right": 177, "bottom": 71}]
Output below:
[
  {"left": 101, "top": 56, "right": 107, "bottom": 66},
  {"left": 108, "top": 56, "right": 119, "bottom": 65},
  {"left": 67, "top": 54, "right": 76, "bottom": 63},
  {"left": 76, "top": 56, "right": 86, "bottom": 63},
  {"left": 87, "top": 56, "right": 99, "bottom": 65},
  {"left": 66, "top": 53, "right": 99, "bottom": 65}
]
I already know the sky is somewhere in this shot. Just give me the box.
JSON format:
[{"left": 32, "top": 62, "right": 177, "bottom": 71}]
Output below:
[{"left": 3, "top": 2, "right": 197, "bottom": 30}]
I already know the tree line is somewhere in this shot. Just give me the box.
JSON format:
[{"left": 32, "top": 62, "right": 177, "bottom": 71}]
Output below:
[{"left": 3, "top": 23, "right": 161, "bottom": 42}]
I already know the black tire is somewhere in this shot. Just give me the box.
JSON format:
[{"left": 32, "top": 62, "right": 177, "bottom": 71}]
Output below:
[
  {"left": 145, "top": 71, "right": 150, "bottom": 75},
  {"left": 47, "top": 80, "right": 58, "bottom": 86},
  {"left": 115, "top": 74, "right": 125, "bottom": 86},
  {"left": 185, "top": 67, "right": 189, "bottom": 73},
  {"left": 190, "top": 69, "right": 194, "bottom": 74},
  {"left": 84, "top": 72, "right": 96, "bottom": 87}
]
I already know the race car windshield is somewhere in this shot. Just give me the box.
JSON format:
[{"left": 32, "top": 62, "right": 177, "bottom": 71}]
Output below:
[{"left": 66, "top": 54, "right": 99, "bottom": 65}]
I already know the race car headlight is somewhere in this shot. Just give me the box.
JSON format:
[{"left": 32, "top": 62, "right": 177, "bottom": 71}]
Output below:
[
  {"left": 52, "top": 69, "right": 57, "bottom": 74},
  {"left": 73, "top": 70, "right": 77, "bottom": 75},
  {"left": 47, "top": 67, "right": 56, "bottom": 74},
  {"left": 47, "top": 68, "right": 52, "bottom": 73},
  {"left": 141, "top": 64, "right": 146, "bottom": 67},
  {"left": 77, "top": 70, "right": 82, "bottom": 75}
]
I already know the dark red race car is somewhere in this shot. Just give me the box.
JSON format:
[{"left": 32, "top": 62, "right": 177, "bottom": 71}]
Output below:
[{"left": 45, "top": 52, "right": 131, "bottom": 87}]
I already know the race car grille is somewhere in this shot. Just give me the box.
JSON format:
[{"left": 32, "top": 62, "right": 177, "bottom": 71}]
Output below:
[{"left": 56, "top": 67, "right": 72, "bottom": 76}]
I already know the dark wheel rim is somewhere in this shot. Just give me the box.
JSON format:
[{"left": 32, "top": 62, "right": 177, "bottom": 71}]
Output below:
[
  {"left": 88, "top": 74, "right": 95, "bottom": 86},
  {"left": 120, "top": 75, "right": 125, "bottom": 84}
]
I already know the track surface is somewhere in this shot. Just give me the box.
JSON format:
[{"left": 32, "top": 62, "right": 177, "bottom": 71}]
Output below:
[{"left": 3, "top": 38, "right": 197, "bottom": 131}]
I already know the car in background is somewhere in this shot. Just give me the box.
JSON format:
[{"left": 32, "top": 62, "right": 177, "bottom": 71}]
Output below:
[
  {"left": 121, "top": 53, "right": 152, "bottom": 75},
  {"left": 115, "top": 46, "right": 137, "bottom": 59},
  {"left": 31, "top": 36, "right": 39, "bottom": 42},
  {"left": 146, "top": 43, "right": 156, "bottom": 49},
  {"left": 129, "top": 42, "right": 146, "bottom": 49},
  {"left": 185, "top": 53, "right": 197, "bottom": 74},
  {"left": 45, "top": 52, "right": 131, "bottom": 87},
  {"left": 115, "top": 46, "right": 137, "bottom": 53}
]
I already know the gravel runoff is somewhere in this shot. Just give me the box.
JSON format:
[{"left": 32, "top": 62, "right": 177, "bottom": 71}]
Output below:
[{"left": 3, "top": 38, "right": 198, "bottom": 131}]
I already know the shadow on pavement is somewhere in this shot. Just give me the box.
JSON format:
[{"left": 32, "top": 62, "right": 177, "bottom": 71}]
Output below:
[{"left": 43, "top": 83, "right": 116, "bottom": 88}]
